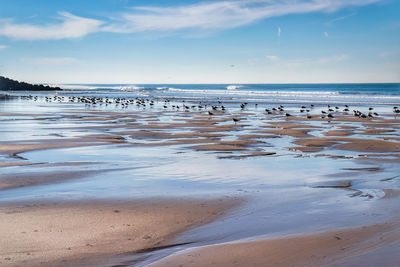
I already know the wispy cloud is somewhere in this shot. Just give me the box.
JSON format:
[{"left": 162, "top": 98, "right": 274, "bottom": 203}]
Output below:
[
  {"left": 0, "top": 45, "right": 8, "bottom": 50},
  {"left": 21, "top": 57, "right": 78, "bottom": 65},
  {"left": 105, "top": 0, "right": 380, "bottom": 33},
  {"left": 266, "top": 55, "right": 280, "bottom": 61},
  {"left": 324, "top": 31, "right": 329, "bottom": 37},
  {"left": 0, "top": 12, "right": 103, "bottom": 40},
  {"left": 325, "top": 12, "right": 357, "bottom": 26},
  {"left": 278, "top": 27, "right": 281, "bottom": 37},
  {"left": 0, "top": 0, "right": 380, "bottom": 40}
]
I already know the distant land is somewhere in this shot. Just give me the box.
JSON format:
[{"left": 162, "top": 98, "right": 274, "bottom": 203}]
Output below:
[{"left": 0, "top": 76, "right": 61, "bottom": 91}]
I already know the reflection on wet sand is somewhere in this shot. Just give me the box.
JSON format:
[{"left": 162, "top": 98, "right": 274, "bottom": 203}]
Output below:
[{"left": 0, "top": 95, "right": 399, "bottom": 266}]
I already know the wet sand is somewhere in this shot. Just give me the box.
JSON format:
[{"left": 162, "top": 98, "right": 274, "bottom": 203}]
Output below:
[
  {"left": 294, "top": 137, "right": 400, "bottom": 153},
  {"left": 0, "top": 96, "right": 399, "bottom": 266},
  {"left": 0, "top": 198, "right": 239, "bottom": 267},
  {"left": 0, "top": 166, "right": 126, "bottom": 191},
  {"left": 149, "top": 222, "right": 400, "bottom": 267}
]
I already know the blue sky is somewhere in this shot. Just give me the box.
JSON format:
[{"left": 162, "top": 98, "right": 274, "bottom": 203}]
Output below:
[{"left": 0, "top": 0, "right": 399, "bottom": 84}]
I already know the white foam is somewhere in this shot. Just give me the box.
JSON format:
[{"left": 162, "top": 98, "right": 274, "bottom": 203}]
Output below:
[
  {"left": 120, "top": 86, "right": 144, "bottom": 91},
  {"left": 226, "top": 85, "right": 243, "bottom": 90},
  {"left": 59, "top": 84, "right": 101, "bottom": 90}
]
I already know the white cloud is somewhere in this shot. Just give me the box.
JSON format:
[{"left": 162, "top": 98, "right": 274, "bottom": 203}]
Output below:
[
  {"left": 0, "top": 12, "right": 103, "bottom": 40},
  {"left": 324, "top": 31, "right": 329, "bottom": 37},
  {"left": 104, "top": 0, "right": 380, "bottom": 33},
  {"left": 278, "top": 27, "right": 281, "bottom": 37},
  {"left": 0, "top": 0, "right": 380, "bottom": 40},
  {"left": 0, "top": 45, "right": 8, "bottom": 50},
  {"left": 266, "top": 55, "right": 280, "bottom": 61},
  {"left": 21, "top": 57, "right": 78, "bottom": 65}
]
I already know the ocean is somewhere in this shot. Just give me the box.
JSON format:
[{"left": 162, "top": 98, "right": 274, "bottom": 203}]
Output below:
[{"left": 55, "top": 83, "right": 400, "bottom": 105}]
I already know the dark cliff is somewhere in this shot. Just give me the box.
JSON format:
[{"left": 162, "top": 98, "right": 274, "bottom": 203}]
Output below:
[{"left": 0, "top": 76, "right": 61, "bottom": 91}]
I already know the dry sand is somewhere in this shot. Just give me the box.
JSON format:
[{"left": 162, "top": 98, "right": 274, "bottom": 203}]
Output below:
[
  {"left": 0, "top": 198, "right": 239, "bottom": 267},
  {"left": 149, "top": 223, "right": 400, "bottom": 267}
]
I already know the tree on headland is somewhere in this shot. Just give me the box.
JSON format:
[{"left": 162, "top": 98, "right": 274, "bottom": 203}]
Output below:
[{"left": 0, "top": 76, "right": 61, "bottom": 91}]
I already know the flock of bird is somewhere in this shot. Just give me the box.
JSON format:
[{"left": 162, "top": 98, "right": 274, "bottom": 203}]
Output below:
[
  {"left": 267, "top": 104, "right": 383, "bottom": 119},
  {"left": 20, "top": 95, "right": 400, "bottom": 123}
]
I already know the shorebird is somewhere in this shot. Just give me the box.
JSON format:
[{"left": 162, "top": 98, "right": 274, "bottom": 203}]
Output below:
[
  {"left": 208, "top": 111, "right": 214, "bottom": 115},
  {"left": 232, "top": 118, "right": 240, "bottom": 124},
  {"left": 285, "top": 113, "right": 291, "bottom": 117}
]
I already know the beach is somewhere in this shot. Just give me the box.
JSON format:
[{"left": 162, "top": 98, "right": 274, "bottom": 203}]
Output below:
[{"left": 0, "top": 90, "right": 399, "bottom": 266}]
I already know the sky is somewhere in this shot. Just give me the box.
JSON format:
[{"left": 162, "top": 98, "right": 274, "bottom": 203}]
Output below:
[{"left": 0, "top": 0, "right": 399, "bottom": 84}]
